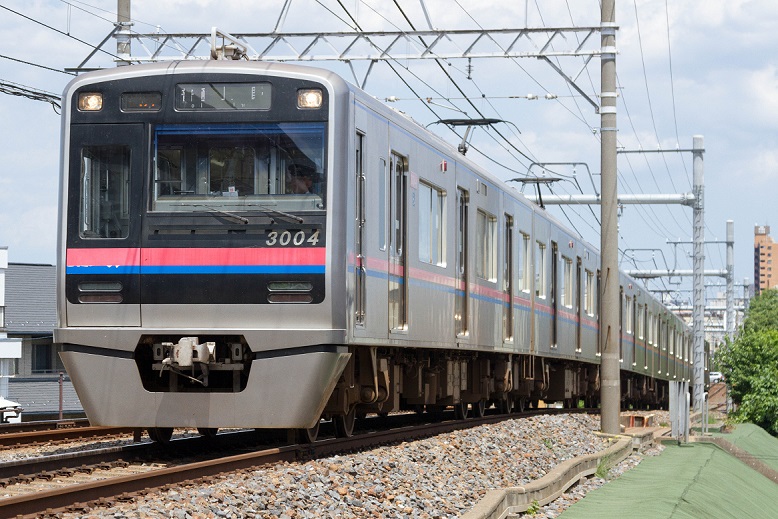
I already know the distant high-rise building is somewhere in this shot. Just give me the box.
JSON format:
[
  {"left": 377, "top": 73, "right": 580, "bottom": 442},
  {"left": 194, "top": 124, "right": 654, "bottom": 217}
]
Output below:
[{"left": 754, "top": 225, "right": 776, "bottom": 294}]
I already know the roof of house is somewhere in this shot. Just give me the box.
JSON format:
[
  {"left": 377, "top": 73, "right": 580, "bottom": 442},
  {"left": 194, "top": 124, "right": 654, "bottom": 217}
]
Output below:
[{"left": 5, "top": 263, "right": 56, "bottom": 335}]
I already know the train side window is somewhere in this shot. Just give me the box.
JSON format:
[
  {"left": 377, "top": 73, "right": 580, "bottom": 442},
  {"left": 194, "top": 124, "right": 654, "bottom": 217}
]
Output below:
[
  {"left": 637, "top": 304, "right": 644, "bottom": 339},
  {"left": 584, "top": 269, "right": 594, "bottom": 315},
  {"left": 535, "top": 241, "right": 547, "bottom": 298},
  {"left": 378, "top": 158, "right": 387, "bottom": 251},
  {"left": 561, "top": 256, "right": 573, "bottom": 308},
  {"left": 418, "top": 182, "right": 445, "bottom": 266},
  {"left": 476, "top": 210, "right": 497, "bottom": 282},
  {"left": 519, "top": 232, "right": 531, "bottom": 292},
  {"left": 79, "top": 146, "right": 130, "bottom": 239},
  {"left": 625, "top": 296, "right": 633, "bottom": 334}
]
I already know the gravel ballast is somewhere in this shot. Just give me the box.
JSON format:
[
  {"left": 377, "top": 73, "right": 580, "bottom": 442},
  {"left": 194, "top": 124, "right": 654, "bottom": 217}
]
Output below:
[{"left": 55, "top": 413, "right": 663, "bottom": 518}]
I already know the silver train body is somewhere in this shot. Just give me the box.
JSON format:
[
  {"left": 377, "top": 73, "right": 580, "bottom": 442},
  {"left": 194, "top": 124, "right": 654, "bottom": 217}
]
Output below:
[{"left": 56, "top": 61, "right": 693, "bottom": 431}]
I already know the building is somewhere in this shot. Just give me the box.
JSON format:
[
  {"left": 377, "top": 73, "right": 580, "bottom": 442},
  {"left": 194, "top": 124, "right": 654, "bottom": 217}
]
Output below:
[
  {"left": 754, "top": 225, "right": 777, "bottom": 294},
  {"left": 2, "top": 256, "right": 83, "bottom": 419}
]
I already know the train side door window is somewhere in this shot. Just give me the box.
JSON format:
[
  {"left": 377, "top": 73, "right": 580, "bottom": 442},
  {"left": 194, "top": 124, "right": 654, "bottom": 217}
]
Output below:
[
  {"left": 476, "top": 210, "right": 497, "bottom": 282},
  {"left": 418, "top": 182, "right": 445, "bottom": 266},
  {"left": 378, "top": 158, "right": 387, "bottom": 251},
  {"left": 584, "top": 269, "right": 594, "bottom": 316},
  {"left": 535, "top": 241, "right": 547, "bottom": 299},
  {"left": 561, "top": 256, "right": 573, "bottom": 308},
  {"left": 79, "top": 146, "right": 131, "bottom": 239},
  {"left": 519, "top": 232, "right": 531, "bottom": 293}
]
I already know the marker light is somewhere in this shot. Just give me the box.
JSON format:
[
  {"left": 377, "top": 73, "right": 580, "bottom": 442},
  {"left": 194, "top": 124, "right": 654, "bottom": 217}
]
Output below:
[
  {"left": 297, "top": 89, "right": 323, "bottom": 109},
  {"left": 78, "top": 93, "right": 103, "bottom": 111}
]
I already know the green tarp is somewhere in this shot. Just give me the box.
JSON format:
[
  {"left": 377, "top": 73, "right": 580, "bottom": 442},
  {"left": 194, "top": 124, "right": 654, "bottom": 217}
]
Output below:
[{"left": 559, "top": 426, "right": 778, "bottom": 518}]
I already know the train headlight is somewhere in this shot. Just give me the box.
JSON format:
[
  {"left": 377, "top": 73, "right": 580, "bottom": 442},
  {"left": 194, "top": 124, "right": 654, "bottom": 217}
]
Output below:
[
  {"left": 297, "top": 89, "right": 322, "bottom": 109},
  {"left": 78, "top": 92, "right": 103, "bottom": 111}
]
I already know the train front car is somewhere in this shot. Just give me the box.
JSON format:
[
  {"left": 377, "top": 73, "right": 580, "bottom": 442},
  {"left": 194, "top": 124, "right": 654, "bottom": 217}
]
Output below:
[{"left": 56, "top": 62, "right": 351, "bottom": 437}]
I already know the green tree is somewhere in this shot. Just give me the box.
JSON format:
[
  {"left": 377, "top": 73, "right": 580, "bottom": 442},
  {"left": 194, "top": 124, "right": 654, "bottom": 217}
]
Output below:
[{"left": 719, "top": 289, "right": 778, "bottom": 436}]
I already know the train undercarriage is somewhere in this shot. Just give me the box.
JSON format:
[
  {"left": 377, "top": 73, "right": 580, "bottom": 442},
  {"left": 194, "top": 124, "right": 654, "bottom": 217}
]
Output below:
[{"left": 130, "top": 338, "right": 669, "bottom": 444}]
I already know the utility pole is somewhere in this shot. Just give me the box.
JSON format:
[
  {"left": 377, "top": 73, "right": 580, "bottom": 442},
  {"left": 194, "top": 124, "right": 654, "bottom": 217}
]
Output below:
[
  {"left": 726, "top": 220, "right": 735, "bottom": 340},
  {"left": 692, "top": 136, "right": 705, "bottom": 414},
  {"left": 116, "top": 0, "right": 132, "bottom": 66},
  {"left": 600, "top": 0, "right": 620, "bottom": 434}
]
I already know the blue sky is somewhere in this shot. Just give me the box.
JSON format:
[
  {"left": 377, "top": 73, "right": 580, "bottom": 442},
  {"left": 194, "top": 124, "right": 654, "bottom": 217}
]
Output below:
[{"left": 1, "top": 0, "right": 776, "bottom": 311}]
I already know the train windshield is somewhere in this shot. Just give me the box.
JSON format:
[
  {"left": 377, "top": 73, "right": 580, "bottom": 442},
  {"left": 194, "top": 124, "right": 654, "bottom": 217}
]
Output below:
[{"left": 152, "top": 122, "right": 326, "bottom": 212}]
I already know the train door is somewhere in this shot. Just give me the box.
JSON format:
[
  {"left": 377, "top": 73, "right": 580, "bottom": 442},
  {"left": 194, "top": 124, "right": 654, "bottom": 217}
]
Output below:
[
  {"left": 64, "top": 124, "right": 144, "bottom": 327},
  {"left": 576, "top": 257, "right": 583, "bottom": 353},
  {"left": 551, "top": 241, "right": 558, "bottom": 348},
  {"left": 456, "top": 188, "right": 469, "bottom": 337},
  {"left": 389, "top": 152, "right": 408, "bottom": 331},
  {"left": 503, "top": 214, "right": 514, "bottom": 343}
]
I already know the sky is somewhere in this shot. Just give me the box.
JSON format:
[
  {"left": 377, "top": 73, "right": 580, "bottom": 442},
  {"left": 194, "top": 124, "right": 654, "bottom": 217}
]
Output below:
[{"left": 1, "top": 0, "right": 777, "bottom": 320}]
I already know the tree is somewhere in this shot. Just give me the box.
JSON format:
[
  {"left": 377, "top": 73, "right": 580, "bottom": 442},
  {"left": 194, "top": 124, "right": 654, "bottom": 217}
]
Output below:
[{"left": 718, "top": 289, "right": 778, "bottom": 436}]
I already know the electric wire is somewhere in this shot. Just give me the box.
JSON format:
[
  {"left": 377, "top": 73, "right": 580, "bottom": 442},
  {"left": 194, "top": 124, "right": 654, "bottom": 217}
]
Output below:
[
  {"left": 0, "top": 4, "right": 126, "bottom": 63},
  {"left": 0, "top": 54, "right": 76, "bottom": 76}
]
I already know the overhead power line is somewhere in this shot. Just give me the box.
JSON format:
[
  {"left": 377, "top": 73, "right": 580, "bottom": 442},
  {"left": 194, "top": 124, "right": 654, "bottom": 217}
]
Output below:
[{"left": 0, "top": 81, "right": 61, "bottom": 112}]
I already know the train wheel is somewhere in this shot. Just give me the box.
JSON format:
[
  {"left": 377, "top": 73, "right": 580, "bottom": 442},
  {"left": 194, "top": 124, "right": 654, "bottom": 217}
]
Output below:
[
  {"left": 334, "top": 406, "right": 357, "bottom": 438},
  {"left": 296, "top": 420, "right": 320, "bottom": 444},
  {"left": 499, "top": 395, "right": 514, "bottom": 414},
  {"left": 454, "top": 401, "right": 469, "bottom": 420},
  {"left": 514, "top": 397, "right": 526, "bottom": 413},
  {"left": 147, "top": 427, "right": 173, "bottom": 445},
  {"left": 197, "top": 428, "right": 218, "bottom": 439},
  {"left": 472, "top": 399, "right": 486, "bottom": 418}
]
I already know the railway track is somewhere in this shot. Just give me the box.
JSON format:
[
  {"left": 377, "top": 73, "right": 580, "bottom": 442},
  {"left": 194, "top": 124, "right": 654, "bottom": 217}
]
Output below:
[
  {"left": 0, "top": 424, "right": 136, "bottom": 449},
  {"left": 0, "top": 408, "right": 591, "bottom": 517}
]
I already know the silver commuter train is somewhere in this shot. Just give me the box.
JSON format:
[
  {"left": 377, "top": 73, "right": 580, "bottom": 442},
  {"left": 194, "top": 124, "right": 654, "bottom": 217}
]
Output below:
[{"left": 56, "top": 61, "right": 693, "bottom": 441}]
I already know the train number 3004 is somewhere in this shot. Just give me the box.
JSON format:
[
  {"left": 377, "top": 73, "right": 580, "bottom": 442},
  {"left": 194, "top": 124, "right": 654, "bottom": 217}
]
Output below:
[{"left": 265, "top": 229, "right": 321, "bottom": 247}]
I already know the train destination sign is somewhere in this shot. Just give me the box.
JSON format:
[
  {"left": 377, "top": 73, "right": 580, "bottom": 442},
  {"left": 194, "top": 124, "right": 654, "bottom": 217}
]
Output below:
[{"left": 175, "top": 83, "right": 271, "bottom": 110}]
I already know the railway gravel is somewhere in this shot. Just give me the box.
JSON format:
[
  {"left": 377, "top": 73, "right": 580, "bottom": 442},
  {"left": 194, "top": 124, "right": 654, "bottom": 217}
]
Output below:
[{"left": 48, "top": 412, "right": 660, "bottom": 519}]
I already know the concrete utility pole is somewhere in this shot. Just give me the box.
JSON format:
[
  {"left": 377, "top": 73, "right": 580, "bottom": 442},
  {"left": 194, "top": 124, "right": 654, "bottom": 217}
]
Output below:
[
  {"left": 726, "top": 220, "right": 735, "bottom": 341},
  {"left": 692, "top": 136, "right": 705, "bottom": 414},
  {"left": 116, "top": 0, "right": 131, "bottom": 66},
  {"left": 600, "top": 0, "right": 620, "bottom": 435}
]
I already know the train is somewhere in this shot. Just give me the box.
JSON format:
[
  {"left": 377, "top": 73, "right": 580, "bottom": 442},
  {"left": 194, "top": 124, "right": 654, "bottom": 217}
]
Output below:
[{"left": 55, "top": 60, "right": 694, "bottom": 443}]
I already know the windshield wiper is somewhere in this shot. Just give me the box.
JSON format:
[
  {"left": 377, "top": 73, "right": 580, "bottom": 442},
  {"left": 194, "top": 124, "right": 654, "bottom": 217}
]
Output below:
[
  {"left": 250, "top": 205, "right": 304, "bottom": 224},
  {"left": 186, "top": 204, "right": 249, "bottom": 224}
]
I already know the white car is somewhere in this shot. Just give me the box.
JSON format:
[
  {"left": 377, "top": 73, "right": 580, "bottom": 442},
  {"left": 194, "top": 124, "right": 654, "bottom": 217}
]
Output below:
[{"left": 710, "top": 372, "right": 723, "bottom": 384}]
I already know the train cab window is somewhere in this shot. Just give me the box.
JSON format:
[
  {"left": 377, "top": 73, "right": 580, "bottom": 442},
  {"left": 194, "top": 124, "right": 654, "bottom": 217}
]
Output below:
[
  {"left": 151, "top": 123, "right": 326, "bottom": 212},
  {"left": 79, "top": 146, "right": 130, "bottom": 239}
]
